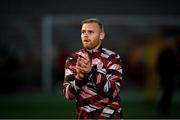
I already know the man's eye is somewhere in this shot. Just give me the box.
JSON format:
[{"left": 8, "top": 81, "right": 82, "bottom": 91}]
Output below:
[{"left": 89, "top": 31, "right": 93, "bottom": 34}]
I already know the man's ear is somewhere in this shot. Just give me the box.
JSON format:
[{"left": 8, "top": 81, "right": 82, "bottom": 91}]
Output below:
[{"left": 100, "top": 32, "right": 105, "bottom": 40}]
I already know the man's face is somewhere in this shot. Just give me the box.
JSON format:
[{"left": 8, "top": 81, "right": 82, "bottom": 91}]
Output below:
[{"left": 81, "top": 22, "right": 105, "bottom": 50}]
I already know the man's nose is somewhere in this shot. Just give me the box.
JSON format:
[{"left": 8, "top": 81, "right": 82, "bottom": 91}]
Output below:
[
  {"left": 84, "top": 32, "right": 88, "bottom": 36},
  {"left": 84, "top": 32, "right": 88, "bottom": 37}
]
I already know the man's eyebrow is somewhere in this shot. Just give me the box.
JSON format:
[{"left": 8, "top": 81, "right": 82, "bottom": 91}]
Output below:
[{"left": 81, "top": 29, "right": 94, "bottom": 32}]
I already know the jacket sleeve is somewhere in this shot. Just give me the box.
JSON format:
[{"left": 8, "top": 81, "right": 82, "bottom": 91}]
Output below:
[
  {"left": 96, "top": 54, "right": 123, "bottom": 100},
  {"left": 63, "top": 56, "right": 85, "bottom": 100}
]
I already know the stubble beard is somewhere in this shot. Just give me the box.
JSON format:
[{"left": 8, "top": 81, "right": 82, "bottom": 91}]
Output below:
[{"left": 83, "top": 42, "right": 93, "bottom": 50}]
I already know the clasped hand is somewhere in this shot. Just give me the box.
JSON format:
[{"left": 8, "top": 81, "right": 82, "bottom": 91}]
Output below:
[{"left": 75, "top": 53, "right": 92, "bottom": 80}]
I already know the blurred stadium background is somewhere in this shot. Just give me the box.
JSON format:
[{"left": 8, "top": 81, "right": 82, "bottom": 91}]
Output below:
[{"left": 0, "top": 0, "right": 180, "bottom": 119}]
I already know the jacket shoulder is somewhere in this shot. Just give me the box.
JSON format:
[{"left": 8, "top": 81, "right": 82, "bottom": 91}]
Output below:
[{"left": 102, "top": 48, "right": 121, "bottom": 59}]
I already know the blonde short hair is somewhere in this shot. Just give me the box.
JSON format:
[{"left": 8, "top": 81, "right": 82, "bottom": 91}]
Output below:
[{"left": 81, "top": 18, "right": 104, "bottom": 32}]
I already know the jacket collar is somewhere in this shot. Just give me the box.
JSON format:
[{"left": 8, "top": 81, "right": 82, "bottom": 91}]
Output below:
[{"left": 84, "top": 45, "right": 103, "bottom": 53}]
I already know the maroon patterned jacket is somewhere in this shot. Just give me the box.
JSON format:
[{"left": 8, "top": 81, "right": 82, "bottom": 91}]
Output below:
[{"left": 63, "top": 46, "right": 123, "bottom": 119}]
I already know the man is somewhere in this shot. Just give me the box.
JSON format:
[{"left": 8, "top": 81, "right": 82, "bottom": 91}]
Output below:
[
  {"left": 157, "top": 37, "right": 178, "bottom": 117},
  {"left": 63, "top": 18, "right": 123, "bottom": 119}
]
